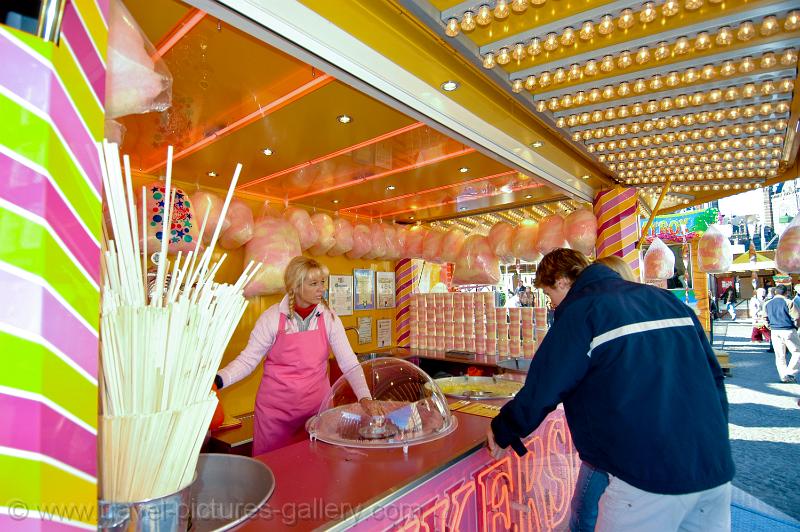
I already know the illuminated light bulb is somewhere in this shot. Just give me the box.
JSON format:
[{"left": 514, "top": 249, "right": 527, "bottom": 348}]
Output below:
[
  {"left": 591, "top": 110, "right": 604, "bottom": 123},
  {"left": 491, "top": 0, "right": 510, "bottom": 19},
  {"left": 544, "top": 33, "right": 559, "bottom": 51},
  {"left": 604, "top": 108, "right": 617, "bottom": 121},
  {"left": 561, "top": 27, "right": 576, "bottom": 46},
  {"left": 786, "top": 12, "right": 800, "bottom": 31},
  {"left": 761, "top": 53, "right": 777, "bottom": 68},
  {"left": 589, "top": 88, "right": 602, "bottom": 101},
  {"left": 580, "top": 112, "right": 591, "bottom": 124},
  {"left": 655, "top": 41, "right": 670, "bottom": 60},
  {"left": 701, "top": 64, "right": 716, "bottom": 80},
  {"left": 476, "top": 5, "right": 493, "bottom": 26},
  {"left": 777, "top": 119, "right": 787, "bottom": 130},
  {"left": 683, "top": 68, "right": 699, "bottom": 83},
  {"left": 742, "top": 84, "right": 756, "bottom": 98},
  {"left": 641, "top": 2, "right": 657, "bottom": 23},
  {"left": 663, "top": 0, "right": 680, "bottom": 17},
  {"left": 575, "top": 91, "right": 587, "bottom": 105},
  {"left": 646, "top": 101, "right": 658, "bottom": 113},
  {"left": 666, "top": 71, "right": 680, "bottom": 86},
  {"left": 674, "top": 36, "right": 691, "bottom": 55},
  {"left": 718, "top": 126, "right": 729, "bottom": 136},
  {"left": 556, "top": 116, "right": 566, "bottom": 128},
  {"left": 598, "top": 15, "right": 615, "bottom": 35},
  {"left": 512, "top": 79, "right": 524, "bottom": 93},
  {"left": 560, "top": 94, "right": 574, "bottom": 108},
  {"left": 781, "top": 49, "right": 798, "bottom": 66},
  {"left": 497, "top": 47, "right": 512, "bottom": 65},
  {"left": 567, "top": 115, "right": 579, "bottom": 127},
  {"left": 631, "top": 123, "right": 642, "bottom": 134},
  {"left": 600, "top": 55, "right": 615, "bottom": 72},
  {"left": 776, "top": 102, "right": 790, "bottom": 113},
  {"left": 780, "top": 78, "right": 794, "bottom": 92},
  {"left": 657, "top": 118, "right": 668, "bottom": 130},
  {"left": 536, "top": 100, "right": 547, "bottom": 112},
  {"left": 460, "top": 11, "right": 476, "bottom": 31},
  {"left": 759, "top": 103, "right": 773, "bottom": 116},
  {"left": 618, "top": 9, "right": 635, "bottom": 29},
  {"left": 713, "top": 109, "right": 725, "bottom": 121},
  {"left": 682, "top": 115, "right": 695, "bottom": 126},
  {"left": 553, "top": 67, "right": 566, "bottom": 84},
  {"left": 695, "top": 32, "right": 712, "bottom": 50},
  {"left": 511, "top": 0, "right": 529, "bottom": 13},
  {"left": 634, "top": 79, "right": 647, "bottom": 93},
  {"left": 527, "top": 37, "right": 542, "bottom": 56},
  {"left": 618, "top": 105, "right": 630, "bottom": 117},
  {"left": 568, "top": 63, "right": 581, "bottom": 81},
  {"left": 618, "top": 82, "right": 631, "bottom": 96},
  {"left": 632, "top": 103, "right": 644, "bottom": 115},
  {"left": 760, "top": 81, "right": 775, "bottom": 95},
  {"left": 650, "top": 75, "right": 663, "bottom": 90},
  {"left": 524, "top": 75, "right": 537, "bottom": 90},
  {"left": 538, "top": 71, "right": 552, "bottom": 87},
  {"left": 745, "top": 124, "right": 757, "bottom": 134},
  {"left": 617, "top": 51, "right": 633, "bottom": 69},
  {"left": 695, "top": 130, "right": 706, "bottom": 140},
  {"left": 691, "top": 93, "right": 705, "bottom": 106},
  {"left": 547, "top": 97, "right": 559, "bottom": 111},
  {"left": 445, "top": 18, "right": 460, "bottom": 37},
  {"left": 482, "top": 53, "right": 496, "bottom": 69},
  {"left": 738, "top": 57, "right": 755, "bottom": 73},
  {"left": 716, "top": 27, "right": 733, "bottom": 46},
  {"left": 737, "top": 21, "right": 755, "bottom": 41},
  {"left": 660, "top": 98, "right": 673, "bottom": 111},
  {"left": 635, "top": 47, "right": 651, "bottom": 65},
  {"left": 580, "top": 20, "right": 595, "bottom": 40},
  {"left": 760, "top": 16, "right": 779, "bottom": 36},
  {"left": 603, "top": 86, "right": 615, "bottom": 99},
  {"left": 720, "top": 61, "right": 736, "bottom": 76},
  {"left": 512, "top": 43, "right": 527, "bottom": 61},
  {"left": 728, "top": 108, "right": 740, "bottom": 120},
  {"left": 675, "top": 95, "right": 689, "bottom": 108},
  {"left": 724, "top": 87, "right": 739, "bottom": 100},
  {"left": 584, "top": 59, "right": 599, "bottom": 76}
]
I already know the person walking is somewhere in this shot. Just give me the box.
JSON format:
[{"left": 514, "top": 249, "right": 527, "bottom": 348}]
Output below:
[
  {"left": 487, "top": 249, "right": 734, "bottom": 531},
  {"left": 724, "top": 287, "right": 737, "bottom": 320},
  {"left": 764, "top": 284, "right": 800, "bottom": 383},
  {"left": 749, "top": 288, "right": 771, "bottom": 344}
]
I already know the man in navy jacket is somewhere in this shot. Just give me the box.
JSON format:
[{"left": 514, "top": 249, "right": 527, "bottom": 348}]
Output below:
[{"left": 488, "top": 249, "right": 734, "bottom": 531}]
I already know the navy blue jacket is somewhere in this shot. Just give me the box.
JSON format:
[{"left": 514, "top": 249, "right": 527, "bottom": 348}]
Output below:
[
  {"left": 491, "top": 264, "right": 734, "bottom": 495},
  {"left": 765, "top": 296, "right": 797, "bottom": 330}
]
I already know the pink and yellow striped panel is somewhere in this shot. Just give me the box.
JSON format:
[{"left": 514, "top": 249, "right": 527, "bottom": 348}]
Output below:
[
  {"left": 395, "top": 259, "right": 417, "bottom": 347},
  {"left": 0, "top": 1, "right": 106, "bottom": 528},
  {"left": 593, "top": 187, "right": 640, "bottom": 278}
]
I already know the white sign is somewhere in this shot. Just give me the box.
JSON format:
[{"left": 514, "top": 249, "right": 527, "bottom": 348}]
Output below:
[
  {"left": 376, "top": 271, "right": 396, "bottom": 309},
  {"left": 357, "top": 317, "right": 372, "bottom": 345},
  {"left": 329, "top": 275, "right": 353, "bottom": 316},
  {"left": 377, "top": 319, "right": 392, "bottom": 347}
]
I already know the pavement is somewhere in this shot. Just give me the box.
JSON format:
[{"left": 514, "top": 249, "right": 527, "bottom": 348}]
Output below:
[{"left": 712, "top": 318, "right": 800, "bottom": 523}]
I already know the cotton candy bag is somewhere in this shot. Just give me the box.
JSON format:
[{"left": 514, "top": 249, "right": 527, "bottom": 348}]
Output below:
[
  {"left": 283, "top": 207, "right": 319, "bottom": 251},
  {"left": 423, "top": 231, "right": 445, "bottom": 263},
  {"left": 347, "top": 224, "right": 372, "bottom": 259},
  {"left": 537, "top": 214, "right": 568, "bottom": 255},
  {"left": 452, "top": 236, "right": 501, "bottom": 285},
  {"left": 488, "top": 222, "right": 514, "bottom": 263},
  {"left": 697, "top": 225, "right": 732, "bottom": 274},
  {"left": 440, "top": 228, "right": 466, "bottom": 263},
  {"left": 219, "top": 198, "right": 254, "bottom": 249},
  {"left": 776, "top": 216, "right": 800, "bottom": 273},
  {"left": 643, "top": 237, "right": 675, "bottom": 279},
  {"left": 513, "top": 221, "right": 541, "bottom": 262},
  {"left": 243, "top": 217, "right": 301, "bottom": 297},
  {"left": 328, "top": 217, "right": 354, "bottom": 256},
  {"left": 308, "top": 213, "right": 336, "bottom": 256},
  {"left": 565, "top": 209, "right": 597, "bottom": 256},
  {"left": 189, "top": 190, "right": 230, "bottom": 245}
]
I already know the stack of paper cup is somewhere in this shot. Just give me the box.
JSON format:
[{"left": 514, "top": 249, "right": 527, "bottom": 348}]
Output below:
[
  {"left": 453, "top": 321, "right": 464, "bottom": 339},
  {"left": 497, "top": 320, "right": 509, "bottom": 342},
  {"left": 465, "top": 337, "right": 476, "bottom": 352},
  {"left": 509, "top": 308, "right": 521, "bottom": 342},
  {"left": 454, "top": 336, "right": 466, "bottom": 350},
  {"left": 522, "top": 340, "right": 536, "bottom": 358},
  {"left": 445, "top": 335, "right": 455, "bottom": 351},
  {"left": 495, "top": 307, "right": 507, "bottom": 324},
  {"left": 497, "top": 339, "right": 509, "bottom": 356},
  {"left": 475, "top": 338, "right": 486, "bottom": 354},
  {"left": 410, "top": 328, "right": 418, "bottom": 348},
  {"left": 509, "top": 337, "right": 521, "bottom": 357},
  {"left": 485, "top": 321, "right": 497, "bottom": 340},
  {"left": 485, "top": 338, "right": 497, "bottom": 355},
  {"left": 463, "top": 321, "right": 475, "bottom": 339},
  {"left": 534, "top": 307, "right": 549, "bottom": 343},
  {"left": 435, "top": 335, "right": 445, "bottom": 351},
  {"left": 521, "top": 307, "right": 534, "bottom": 342}
]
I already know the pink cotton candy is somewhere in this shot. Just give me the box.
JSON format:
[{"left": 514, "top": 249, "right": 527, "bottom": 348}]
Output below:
[
  {"left": 423, "top": 231, "right": 445, "bottom": 263},
  {"left": 513, "top": 221, "right": 541, "bottom": 262},
  {"left": 141, "top": 182, "right": 200, "bottom": 254},
  {"left": 308, "top": 213, "right": 335, "bottom": 256},
  {"left": 643, "top": 237, "right": 675, "bottom": 280},
  {"left": 382, "top": 224, "right": 400, "bottom": 260},
  {"left": 488, "top": 222, "right": 515, "bottom": 263},
  {"left": 440, "top": 228, "right": 466, "bottom": 264},
  {"left": 452, "top": 235, "right": 501, "bottom": 285},
  {"left": 405, "top": 226, "right": 426, "bottom": 259},
  {"left": 347, "top": 224, "right": 372, "bottom": 259},
  {"left": 283, "top": 207, "right": 319, "bottom": 251},
  {"left": 697, "top": 225, "right": 732, "bottom": 274},
  {"left": 776, "top": 218, "right": 800, "bottom": 273},
  {"left": 537, "top": 214, "right": 568, "bottom": 255},
  {"left": 189, "top": 190, "right": 230, "bottom": 244},
  {"left": 365, "top": 224, "right": 388, "bottom": 260},
  {"left": 220, "top": 198, "right": 254, "bottom": 250},
  {"left": 564, "top": 209, "right": 597, "bottom": 256},
  {"left": 392, "top": 225, "right": 410, "bottom": 259},
  {"left": 327, "top": 217, "right": 354, "bottom": 256},
  {"left": 243, "top": 217, "right": 301, "bottom": 297}
]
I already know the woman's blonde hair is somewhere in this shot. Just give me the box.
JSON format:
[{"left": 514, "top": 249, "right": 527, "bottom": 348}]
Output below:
[
  {"left": 595, "top": 255, "right": 637, "bottom": 282},
  {"left": 284, "top": 256, "right": 329, "bottom": 318}
]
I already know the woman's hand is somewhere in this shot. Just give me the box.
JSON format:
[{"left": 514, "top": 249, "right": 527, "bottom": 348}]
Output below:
[
  {"left": 486, "top": 426, "right": 507, "bottom": 460},
  {"left": 359, "top": 398, "right": 385, "bottom": 417}
]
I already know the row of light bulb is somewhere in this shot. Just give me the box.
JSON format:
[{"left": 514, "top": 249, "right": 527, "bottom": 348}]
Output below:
[
  {"left": 557, "top": 95, "right": 791, "bottom": 129},
  {"left": 603, "top": 147, "right": 783, "bottom": 164},
  {"left": 504, "top": 16, "right": 797, "bottom": 91},
  {"left": 574, "top": 119, "right": 787, "bottom": 142},
  {"left": 445, "top": 0, "right": 542, "bottom": 37},
  {"left": 592, "top": 135, "right": 781, "bottom": 154},
  {"left": 612, "top": 159, "right": 779, "bottom": 175},
  {"left": 472, "top": 0, "right": 733, "bottom": 58},
  {"left": 640, "top": 182, "right": 762, "bottom": 192},
  {"left": 589, "top": 131, "right": 784, "bottom": 152},
  {"left": 531, "top": 50, "right": 797, "bottom": 109}
]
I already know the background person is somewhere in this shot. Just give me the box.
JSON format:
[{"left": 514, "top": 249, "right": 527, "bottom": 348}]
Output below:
[{"left": 764, "top": 284, "right": 800, "bottom": 383}]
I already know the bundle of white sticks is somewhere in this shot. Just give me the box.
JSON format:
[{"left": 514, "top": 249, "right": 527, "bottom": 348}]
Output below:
[{"left": 98, "top": 141, "right": 260, "bottom": 502}]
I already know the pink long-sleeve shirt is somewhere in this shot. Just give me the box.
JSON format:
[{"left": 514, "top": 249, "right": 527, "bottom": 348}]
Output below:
[{"left": 217, "top": 295, "right": 371, "bottom": 399}]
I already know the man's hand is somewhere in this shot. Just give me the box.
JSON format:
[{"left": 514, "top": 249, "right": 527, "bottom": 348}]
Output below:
[{"left": 486, "top": 426, "right": 507, "bottom": 460}]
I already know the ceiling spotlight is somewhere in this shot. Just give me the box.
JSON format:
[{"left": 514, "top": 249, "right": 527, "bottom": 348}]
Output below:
[
  {"left": 582, "top": 175, "right": 590, "bottom": 179},
  {"left": 459, "top": 207, "right": 467, "bottom": 211},
  {"left": 441, "top": 80, "right": 460, "bottom": 91},
  {"left": 336, "top": 114, "right": 352, "bottom": 124},
  {"left": 262, "top": 148, "right": 273, "bottom": 156},
  {"left": 207, "top": 171, "right": 217, "bottom": 177},
  {"left": 525, "top": 194, "right": 533, "bottom": 199},
  {"left": 332, "top": 199, "right": 340, "bottom": 204},
  {"left": 531, "top": 141, "right": 544, "bottom": 148},
  {"left": 409, "top": 216, "right": 415, "bottom": 220},
  {"left": 386, "top": 185, "right": 396, "bottom": 191},
  {"left": 459, "top": 167, "right": 469, "bottom": 173}
]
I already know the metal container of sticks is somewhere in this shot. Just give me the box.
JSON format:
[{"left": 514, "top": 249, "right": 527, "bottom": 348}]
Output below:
[{"left": 98, "top": 481, "right": 193, "bottom": 532}]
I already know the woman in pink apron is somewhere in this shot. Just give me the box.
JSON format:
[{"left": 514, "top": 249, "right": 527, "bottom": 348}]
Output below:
[{"left": 215, "top": 256, "right": 375, "bottom": 455}]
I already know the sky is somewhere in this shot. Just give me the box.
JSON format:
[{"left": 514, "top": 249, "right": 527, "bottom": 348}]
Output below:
[{"left": 718, "top": 189, "right": 763, "bottom": 218}]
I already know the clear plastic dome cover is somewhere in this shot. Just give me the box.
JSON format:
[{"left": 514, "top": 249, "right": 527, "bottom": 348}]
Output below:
[{"left": 306, "top": 358, "right": 457, "bottom": 449}]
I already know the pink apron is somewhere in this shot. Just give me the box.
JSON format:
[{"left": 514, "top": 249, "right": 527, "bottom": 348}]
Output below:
[{"left": 253, "top": 312, "right": 331, "bottom": 455}]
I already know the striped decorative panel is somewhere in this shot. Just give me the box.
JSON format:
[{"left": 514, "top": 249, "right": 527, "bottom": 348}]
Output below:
[
  {"left": 0, "top": 1, "right": 107, "bottom": 529},
  {"left": 593, "top": 187, "right": 640, "bottom": 279},
  {"left": 395, "top": 259, "right": 417, "bottom": 347}
]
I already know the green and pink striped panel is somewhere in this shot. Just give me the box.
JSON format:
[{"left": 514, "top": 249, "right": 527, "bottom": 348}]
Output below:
[{"left": 0, "top": 0, "right": 107, "bottom": 528}]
